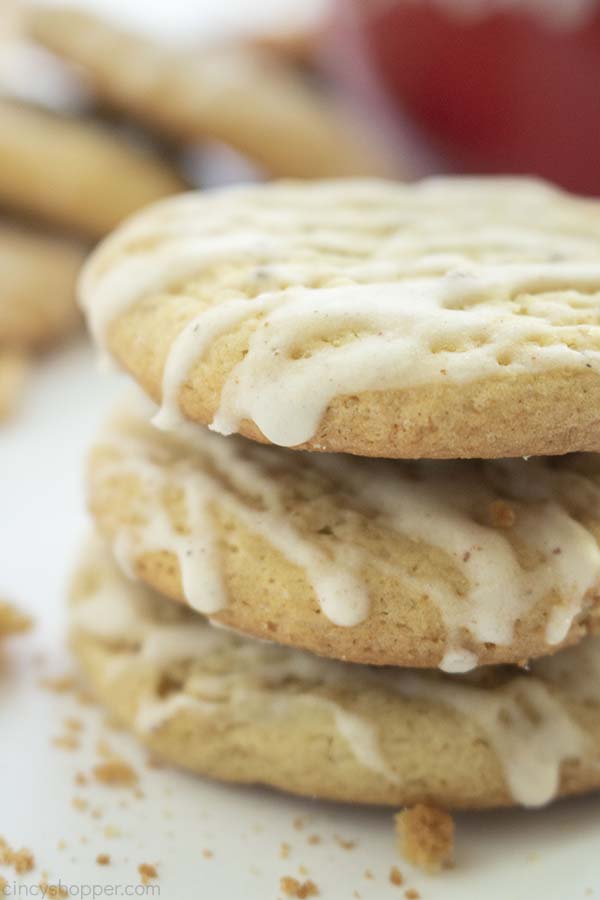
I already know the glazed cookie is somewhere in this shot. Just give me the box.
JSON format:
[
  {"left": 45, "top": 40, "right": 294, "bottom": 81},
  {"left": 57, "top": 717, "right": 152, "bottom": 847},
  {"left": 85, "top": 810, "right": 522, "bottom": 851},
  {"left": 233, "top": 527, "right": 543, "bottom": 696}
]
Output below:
[
  {"left": 0, "top": 99, "right": 184, "bottom": 239},
  {"left": 70, "top": 539, "right": 600, "bottom": 810},
  {"left": 87, "top": 400, "right": 600, "bottom": 672},
  {"left": 26, "top": 6, "right": 392, "bottom": 179},
  {"left": 81, "top": 177, "right": 600, "bottom": 459},
  {"left": 0, "top": 223, "right": 84, "bottom": 349}
]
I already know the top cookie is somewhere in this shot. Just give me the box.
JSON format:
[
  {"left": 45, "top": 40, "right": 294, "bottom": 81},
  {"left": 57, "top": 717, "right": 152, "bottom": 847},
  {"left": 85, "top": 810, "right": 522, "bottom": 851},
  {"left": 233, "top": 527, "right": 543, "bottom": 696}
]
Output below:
[
  {"left": 0, "top": 99, "right": 184, "bottom": 239},
  {"left": 81, "top": 177, "right": 600, "bottom": 459}
]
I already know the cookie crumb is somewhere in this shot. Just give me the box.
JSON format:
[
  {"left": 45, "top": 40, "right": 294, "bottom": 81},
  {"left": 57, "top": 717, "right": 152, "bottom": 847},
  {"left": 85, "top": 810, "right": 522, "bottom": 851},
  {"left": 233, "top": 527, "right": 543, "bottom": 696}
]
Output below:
[
  {"left": 280, "top": 876, "right": 319, "bottom": 898},
  {"left": 334, "top": 835, "right": 356, "bottom": 850},
  {"left": 0, "top": 599, "right": 32, "bottom": 637},
  {"left": 307, "top": 834, "right": 321, "bottom": 846},
  {"left": 488, "top": 499, "right": 516, "bottom": 528},
  {"left": 395, "top": 805, "right": 454, "bottom": 873},
  {"left": 404, "top": 891, "right": 420, "bottom": 900},
  {"left": 103, "top": 825, "right": 121, "bottom": 839},
  {"left": 52, "top": 735, "right": 80, "bottom": 752},
  {"left": 389, "top": 866, "right": 404, "bottom": 886},
  {"left": 39, "top": 674, "right": 76, "bottom": 693},
  {"left": 293, "top": 817, "right": 305, "bottom": 831},
  {"left": 96, "top": 854, "right": 110, "bottom": 866},
  {"left": 0, "top": 838, "right": 35, "bottom": 874},
  {"left": 202, "top": 849, "right": 213, "bottom": 859},
  {"left": 93, "top": 760, "right": 137, "bottom": 786},
  {"left": 280, "top": 842, "right": 291, "bottom": 859},
  {"left": 363, "top": 870, "right": 374, "bottom": 880},
  {"left": 138, "top": 863, "right": 158, "bottom": 886},
  {"left": 38, "top": 882, "right": 68, "bottom": 899}
]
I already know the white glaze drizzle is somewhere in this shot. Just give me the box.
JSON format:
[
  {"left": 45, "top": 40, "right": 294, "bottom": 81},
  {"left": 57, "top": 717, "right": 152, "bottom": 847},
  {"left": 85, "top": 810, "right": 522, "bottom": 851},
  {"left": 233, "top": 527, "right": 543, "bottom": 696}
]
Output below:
[
  {"left": 73, "top": 539, "right": 597, "bottom": 807},
  {"left": 93, "top": 400, "right": 600, "bottom": 669},
  {"left": 80, "top": 177, "right": 600, "bottom": 449}
]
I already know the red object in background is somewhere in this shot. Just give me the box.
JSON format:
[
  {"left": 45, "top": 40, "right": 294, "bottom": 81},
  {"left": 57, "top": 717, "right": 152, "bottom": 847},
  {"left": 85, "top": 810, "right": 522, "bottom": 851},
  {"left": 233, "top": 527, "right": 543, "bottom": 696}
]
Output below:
[{"left": 357, "top": 1, "right": 600, "bottom": 194}]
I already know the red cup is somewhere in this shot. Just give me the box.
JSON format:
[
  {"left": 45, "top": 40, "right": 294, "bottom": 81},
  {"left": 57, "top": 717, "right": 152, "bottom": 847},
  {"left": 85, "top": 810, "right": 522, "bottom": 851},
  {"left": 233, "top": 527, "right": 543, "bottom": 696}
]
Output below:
[{"left": 339, "top": 0, "right": 600, "bottom": 194}]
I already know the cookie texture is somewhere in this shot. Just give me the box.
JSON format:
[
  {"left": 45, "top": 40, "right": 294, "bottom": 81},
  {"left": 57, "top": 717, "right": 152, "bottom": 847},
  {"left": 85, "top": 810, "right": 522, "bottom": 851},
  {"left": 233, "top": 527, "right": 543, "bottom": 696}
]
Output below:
[
  {"left": 0, "top": 223, "right": 84, "bottom": 349},
  {"left": 81, "top": 177, "right": 600, "bottom": 459},
  {"left": 87, "top": 400, "right": 600, "bottom": 671},
  {"left": 70, "top": 539, "right": 600, "bottom": 810},
  {"left": 0, "top": 99, "right": 184, "bottom": 239},
  {"left": 26, "top": 6, "right": 392, "bottom": 180}
]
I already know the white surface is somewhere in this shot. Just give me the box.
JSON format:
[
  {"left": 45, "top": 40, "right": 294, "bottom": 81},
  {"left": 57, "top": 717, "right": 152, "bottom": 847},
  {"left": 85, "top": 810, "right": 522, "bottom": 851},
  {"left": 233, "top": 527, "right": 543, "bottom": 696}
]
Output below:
[
  {"left": 0, "top": 0, "right": 599, "bottom": 895},
  {"left": 0, "top": 341, "right": 599, "bottom": 900}
]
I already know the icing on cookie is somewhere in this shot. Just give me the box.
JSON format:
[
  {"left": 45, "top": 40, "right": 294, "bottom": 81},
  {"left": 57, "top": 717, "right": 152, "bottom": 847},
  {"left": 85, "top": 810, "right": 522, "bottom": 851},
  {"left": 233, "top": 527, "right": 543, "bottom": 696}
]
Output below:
[
  {"left": 72, "top": 540, "right": 595, "bottom": 807},
  {"left": 80, "top": 178, "right": 600, "bottom": 448},
  {"left": 91, "top": 401, "right": 600, "bottom": 669}
]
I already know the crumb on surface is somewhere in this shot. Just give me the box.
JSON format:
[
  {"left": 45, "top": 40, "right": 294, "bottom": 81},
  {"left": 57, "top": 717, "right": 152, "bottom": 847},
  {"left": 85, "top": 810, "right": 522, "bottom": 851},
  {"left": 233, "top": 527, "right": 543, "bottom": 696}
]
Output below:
[
  {"left": 292, "top": 817, "right": 305, "bottom": 831},
  {"left": 334, "top": 835, "right": 356, "bottom": 850},
  {"left": 404, "top": 890, "right": 420, "bottom": 900},
  {"left": 138, "top": 863, "right": 158, "bottom": 886},
  {"left": 395, "top": 804, "right": 454, "bottom": 873},
  {"left": 307, "top": 834, "right": 320, "bottom": 846},
  {"left": 72, "top": 796, "right": 89, "bottom": 812},
  {"left": 488, "top": 499, "right": 516, "bottom": 528},
  {"left": 363, "top": 869, "right": 374, "bottom": 880},
  {"left": 103, "top": 825, "right": 121, "bottom": 839},
  {"left": 0, "top": 599, "right": 32, "bottom": 638},
  {"left": 38, "top": 882, "right": 68, "bottom": 898},
  {"left": 0, "top": 837, "right": 35, "bottom": 874},
  {"left": 93, "top": 760, "right": 138, "bottom": 786},
  {"left": 280, "top": 842, "right": 291, "bottom": 859},
  {"left": 280, "top": 876, "right": 319, "bottom": 898},
  {"left": 96, "top": 853, "right": 110, "bottom": 866},
  {"left": 64, "top": 717, "right": 83, "bottom": 732},
  {"left": 389, "top": 866, "right": 404, "bottom": 886},
  {"left": 202, "top": 849, "right": 213, "bottom": 859},
  {"left": 39, "top": 674, "right": 76, "bottom": 693},
  {"left": 52, "top": 734, "right": 80, "bottom": 752}
]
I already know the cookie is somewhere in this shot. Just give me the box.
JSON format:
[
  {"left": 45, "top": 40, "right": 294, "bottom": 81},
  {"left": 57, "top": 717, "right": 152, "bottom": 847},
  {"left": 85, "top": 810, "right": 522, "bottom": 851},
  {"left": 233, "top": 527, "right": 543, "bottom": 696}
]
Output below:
[
  {"left": 0, "top": 99, "right": 184, "bottom": 239},
  {"left": 26, "top": 6, "right": 392, "bottom": 179},
  {"left": 0, "top": 350, "right": 30, "bottom": 422},
  {"left": 80, "top": 177, "right": 600, "bottom": 459},
  {"left": 0, "top": 223, "right": 84, "bottom": 349},
  {"left": 87, "top": 399, "right": 600, "bottom": 671},
  {"left": 70, "top": 538, "right": 600, "bottom": 810}
]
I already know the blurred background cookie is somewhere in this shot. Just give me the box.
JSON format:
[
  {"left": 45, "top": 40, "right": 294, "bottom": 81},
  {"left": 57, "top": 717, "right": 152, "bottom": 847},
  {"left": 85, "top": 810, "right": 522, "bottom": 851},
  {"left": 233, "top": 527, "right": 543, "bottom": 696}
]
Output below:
[
  {"left": 0, "top": 98, "right": 185, "bottom": 239},
  {"left": 0, "top": 223, "right": 84, "bottom": 350},
  {"left": 25, "top": 5, "right": 396, "bottom": 179}
]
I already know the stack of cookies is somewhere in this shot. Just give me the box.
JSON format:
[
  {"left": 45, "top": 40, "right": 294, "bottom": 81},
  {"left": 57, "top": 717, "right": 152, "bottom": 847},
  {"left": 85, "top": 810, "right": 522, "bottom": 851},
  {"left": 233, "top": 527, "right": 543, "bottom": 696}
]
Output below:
[{"left": 72, "top": 177, "right": 600, "bottom": 815}]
